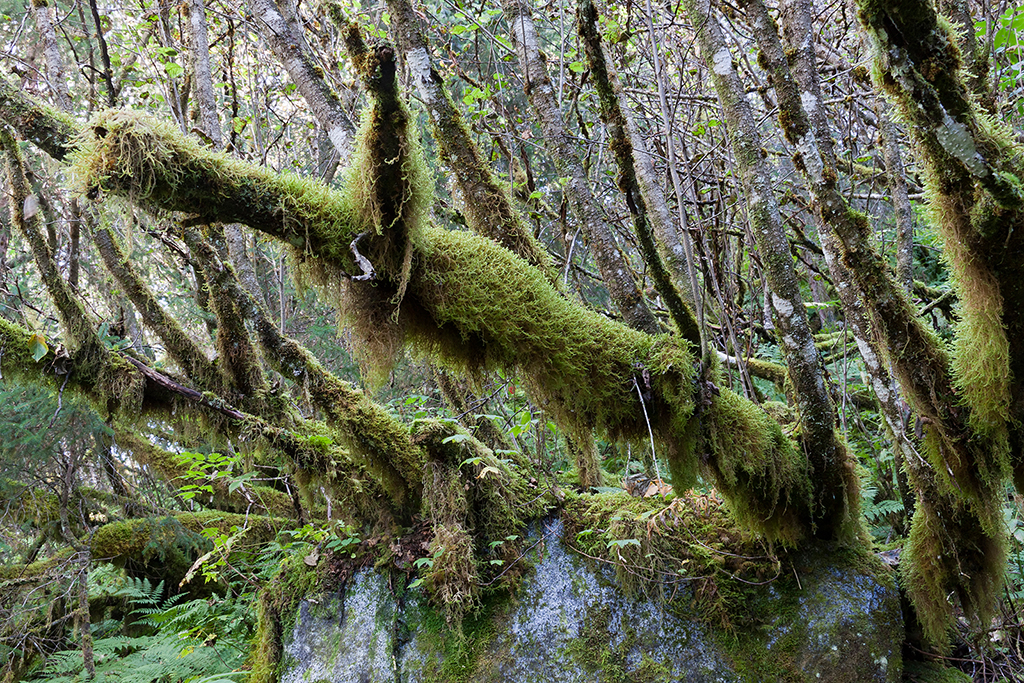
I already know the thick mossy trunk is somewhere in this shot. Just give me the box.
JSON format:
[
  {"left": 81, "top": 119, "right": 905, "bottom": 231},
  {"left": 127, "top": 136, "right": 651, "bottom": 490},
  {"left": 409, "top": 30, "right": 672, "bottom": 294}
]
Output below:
[{"left": 842, "top": 0, "right": 1024, "bottom": 643}]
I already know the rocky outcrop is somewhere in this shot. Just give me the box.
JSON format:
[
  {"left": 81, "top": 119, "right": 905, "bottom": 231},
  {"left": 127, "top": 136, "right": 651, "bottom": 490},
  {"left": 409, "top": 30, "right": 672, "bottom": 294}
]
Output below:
[{"left": 280, "top": 517, "right": 902, "bottom": 682}]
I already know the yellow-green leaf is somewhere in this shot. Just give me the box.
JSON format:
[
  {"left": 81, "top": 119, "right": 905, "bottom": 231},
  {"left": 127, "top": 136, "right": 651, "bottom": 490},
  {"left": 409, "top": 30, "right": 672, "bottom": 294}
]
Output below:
[{"left": 29, "top": 334, "right": 48, "bottom": 362}]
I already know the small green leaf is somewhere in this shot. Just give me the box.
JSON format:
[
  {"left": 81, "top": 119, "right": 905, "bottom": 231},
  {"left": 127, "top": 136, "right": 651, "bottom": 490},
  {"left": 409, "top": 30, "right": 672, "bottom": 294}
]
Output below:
[{"left": 29, "top": 334, "right": 48, "bottom": 362}]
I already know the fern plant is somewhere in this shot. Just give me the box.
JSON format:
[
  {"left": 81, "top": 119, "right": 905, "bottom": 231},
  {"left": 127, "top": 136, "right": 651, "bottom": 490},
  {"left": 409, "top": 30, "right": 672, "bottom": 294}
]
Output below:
[{"left": 25, "top": 572, "right": 255, "bottom": 683}]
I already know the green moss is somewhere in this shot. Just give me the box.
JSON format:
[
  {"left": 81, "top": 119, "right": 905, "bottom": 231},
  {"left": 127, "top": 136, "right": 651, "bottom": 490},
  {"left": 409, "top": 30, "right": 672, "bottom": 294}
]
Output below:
[
  {"left": 900, "top": 489, "right": 1005, "bottom": 648},
  {"left": 931, "top": 188, "right": 1011, "bottom": 445},
  {"left": 71, "top": 109, "right": 363, "bottom": 270},
  {"left": 903, "top": 660, "right": 972, "bottom": 682},
  {"left": 249, "top": 555, "right": 323, "bottom": 683},
  {"left": 333, "top": 63, "right": 432, "bottom": 286},
  {"left": 411, "top": 584, "right": 511, "bottom": 683},
  {"left": 407, "top": 228, "right": 696, "bottom": 458},
  {"left": 562, "top": 491, "right": 783, "bottom": 624},
  {"left": 697, "top": 389, "right": 811, "bottom": 544}
]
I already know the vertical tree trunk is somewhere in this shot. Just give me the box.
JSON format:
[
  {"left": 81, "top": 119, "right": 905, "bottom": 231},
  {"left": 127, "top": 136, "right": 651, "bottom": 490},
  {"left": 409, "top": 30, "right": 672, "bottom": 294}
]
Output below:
[
  {"left": 76, "top": 550, "right": 95, "bottom": 679},
  {"left": 253, "top": 0, "right": 356, "bottom": 161},
  {"left": 578, "top": 0, "right": 700, "bottom": 347},
  {"left": 186, "top": 0, "right": 221, "bottom": 147},
  {"left": 502, "top": 0, "right": 660, "bottom": 335},
  {"left": 87, "top": 0, "right": 116, "bottom": 107},
  {"left": 384, "top": 0, "right": 552, "bottom": 273},
  {"left": 30, "top": 0, "right": 72, "bottom": 111},
  {"left": 875, "top": 105, "right": 915, "bottom": 292},
  {"left": 680, "top": 0, "right": 855, "bottom": 539}
]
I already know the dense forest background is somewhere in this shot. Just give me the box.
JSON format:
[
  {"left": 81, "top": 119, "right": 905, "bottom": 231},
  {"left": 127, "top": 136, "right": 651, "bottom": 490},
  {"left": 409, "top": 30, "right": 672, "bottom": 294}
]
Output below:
[{"left": 2, "top": 0, "right": 1024, "bottom": 680}]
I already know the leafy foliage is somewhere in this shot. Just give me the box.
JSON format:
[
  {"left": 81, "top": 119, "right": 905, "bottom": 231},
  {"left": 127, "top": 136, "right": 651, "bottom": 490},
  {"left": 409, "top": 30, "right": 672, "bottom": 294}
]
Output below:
[{"left": 25, "top": 574, "right": 252, "bottom": 683}]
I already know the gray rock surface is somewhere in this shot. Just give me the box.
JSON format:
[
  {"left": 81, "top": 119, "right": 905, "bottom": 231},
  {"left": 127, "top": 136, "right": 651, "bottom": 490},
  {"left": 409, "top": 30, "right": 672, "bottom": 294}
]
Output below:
[{"left": 280, "top": 516, "right": 902, "bottom": 682}]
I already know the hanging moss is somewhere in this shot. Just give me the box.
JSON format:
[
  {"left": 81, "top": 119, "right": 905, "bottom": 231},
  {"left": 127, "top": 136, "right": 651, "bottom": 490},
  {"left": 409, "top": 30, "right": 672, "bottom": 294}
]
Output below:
[
  {"left": 416, "top": 424, "right": 480, "bottom": 626},
  {"left": 566, "top": 430, "right": 605, "bottom": 490},
  {"left": 901, "top": 488, "right": 1005, "bottom": 648},
  {"left": 411, "top": 419, "right": 551, "bottom": 622},
  {"left": 695, "top": 389, "right": 812, "bottom": 544}
]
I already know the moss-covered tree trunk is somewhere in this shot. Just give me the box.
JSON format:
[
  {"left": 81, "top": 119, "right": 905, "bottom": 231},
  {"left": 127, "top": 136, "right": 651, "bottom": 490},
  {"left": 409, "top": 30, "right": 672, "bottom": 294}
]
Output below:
[
  {"left": 679, "top": 0, "right": 858, "bottom": 540},
  {"left": 577, "top": 0, "right": 701, "bottom": 347}
]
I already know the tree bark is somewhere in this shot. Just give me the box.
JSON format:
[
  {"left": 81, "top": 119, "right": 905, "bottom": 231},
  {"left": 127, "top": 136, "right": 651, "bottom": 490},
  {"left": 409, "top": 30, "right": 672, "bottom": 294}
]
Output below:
[
  {"left": 385, "top": 0, "right": 553, "bottom": 273},
  {"left": 502, "top": 0, "right": 659, "bottom": 335},
  {"left": 680, "top": 0, "right": 854, "bottom": 539},
  {"left": 30, "top": 0, "right": 72, "bottom": 111},
  {"left": 252, "top": 0, "right": 356, "bottom": 161},
  {"left": 875, "top": 104, "right": 915, "bottom": 292},
  {"left": 578, "top": 0, "right": 701, "bottom": 347}
]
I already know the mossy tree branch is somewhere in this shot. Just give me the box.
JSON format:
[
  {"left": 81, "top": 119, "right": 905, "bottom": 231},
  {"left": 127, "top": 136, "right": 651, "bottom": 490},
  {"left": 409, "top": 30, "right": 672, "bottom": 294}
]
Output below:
[
  {"left": 2, "top": 128, "right": 103, "bottom": 359},
  {"left": 857, "top": 0, "right": 1024, "bottom": 494},
  {"left": 0, "top": 74, "right": 77, "bottom": 161},
  {"left": 1, "top": 59, "right": 817, "bottom": 543}
]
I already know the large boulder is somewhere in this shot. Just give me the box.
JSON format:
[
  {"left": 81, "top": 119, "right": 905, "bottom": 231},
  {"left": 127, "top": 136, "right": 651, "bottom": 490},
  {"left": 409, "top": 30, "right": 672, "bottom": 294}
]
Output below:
[{"left": 279, "top": 514, "right": 902, "bottom": 682}]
